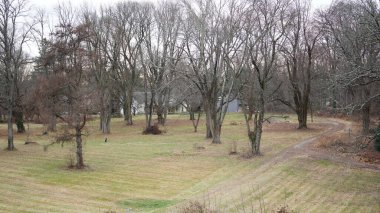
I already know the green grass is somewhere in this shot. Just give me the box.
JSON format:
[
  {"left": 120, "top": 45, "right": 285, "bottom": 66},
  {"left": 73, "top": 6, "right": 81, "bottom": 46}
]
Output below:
[
  {"left": 119, "top": 198, "right": 176, "bottom": 210},
  {"left": 0, "top": 113, "right": 378, "bottom": 212}
]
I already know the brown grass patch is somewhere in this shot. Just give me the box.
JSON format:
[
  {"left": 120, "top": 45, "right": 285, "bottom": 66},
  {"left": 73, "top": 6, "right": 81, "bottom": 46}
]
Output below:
[
  {"left": 357, "top": 150, "right": 380, "bottom": 164},
  {"left": 315, "top": 133, "right": 348, "bottom": 150}
]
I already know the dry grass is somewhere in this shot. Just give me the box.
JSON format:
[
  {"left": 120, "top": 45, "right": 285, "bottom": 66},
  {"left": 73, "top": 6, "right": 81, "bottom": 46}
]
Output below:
[{"left": 0, "top": 113, "right": 379, "bottom": 212}]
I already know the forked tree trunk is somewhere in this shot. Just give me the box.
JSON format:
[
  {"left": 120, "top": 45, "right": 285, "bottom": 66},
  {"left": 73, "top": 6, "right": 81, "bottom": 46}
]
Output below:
[
  {"left": 192, "top": 111, "right": 201, "bottom": 132},
  {"left": 189, "top": 111, "right": 195, "bottom": 120}
]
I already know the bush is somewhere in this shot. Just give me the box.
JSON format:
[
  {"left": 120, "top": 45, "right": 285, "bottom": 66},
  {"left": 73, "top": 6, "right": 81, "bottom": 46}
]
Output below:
[
  {"left": 375, "top": 123, "right": 380, "bottom": 151},
  {"left": 143, "top": 124, "right": 163, "bottom": 135},
  {"left": 179, "top": 201, "right": 216, "bottom": 213}
]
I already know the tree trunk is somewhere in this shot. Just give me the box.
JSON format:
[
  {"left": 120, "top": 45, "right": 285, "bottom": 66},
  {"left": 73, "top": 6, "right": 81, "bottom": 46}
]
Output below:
[
  {"left": 75, "top": 127, "right": 84, "bottom": 169},
  {"left": 157, "top": 105, "right": 165, "bottom": 125},
  {"left": 156, "top": 90, "right": 167, "bottom": 126},
  {"left": 47, "top": 110, "right": 56, "bottom": 132},
  {"left": 250, "top": 91, "right": 265, "bottom": 155},
  {"left": 192, "top": 111, "right": 201, "bottom": 132},
  {"left": 144, "top": 89, "right": 155, "bottom": 130},
  {"left": 0, "top": 110, "right": 3, "bottom": 123},
  {"left": 253, "top": 110, "right": 264, "bottom": 154},
  {"left": 189, "top": 111, "right": 195, "bottom": 120},
  {"left": 211, "top": 121, "right": 222, "bottom": 144},
  {"left": 14, "top": 110, "right": 25, "bottom": 133},
  {"left": 100, "top": 110, "right": 111, "bottom": 134},
  {"left": 123, "top": 88, "right": 133, "bottom": 125},
  {"left": 309, "top": 102, "right": 314, "bottom": 123},
  {"left": 122, "top": 98, "right": 128, "bottom": 121},
  {"left": 99, "top": 90, "right": 111, "bottom": 134},
  {"left": 7, "top": 107, "right": 15, "bottom": 151},
  {"left": 125, "top": 94, "right": 133, "bottom": 125},
  {"left": 297, "top": 107, "right": 308, "bottom": 129},
  {"left": 362, "top": 103, "right": 370, "bottom": 134},
  {"left": 203, "top": 101, "right": 213, "bottom": 138}
]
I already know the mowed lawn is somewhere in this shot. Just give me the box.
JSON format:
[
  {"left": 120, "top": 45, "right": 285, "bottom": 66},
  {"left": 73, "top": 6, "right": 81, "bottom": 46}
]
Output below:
[{"left": 0, "top": 113, "right": 379, "bottom": 212}]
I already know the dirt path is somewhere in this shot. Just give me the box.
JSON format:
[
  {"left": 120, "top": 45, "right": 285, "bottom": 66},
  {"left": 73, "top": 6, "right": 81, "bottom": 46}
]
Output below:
[
  {"left": 280, "top": 119, "right": 380, "bottom": 171},
  {"left": 171, "top": 119, "right": 380, "bottom": 211}
]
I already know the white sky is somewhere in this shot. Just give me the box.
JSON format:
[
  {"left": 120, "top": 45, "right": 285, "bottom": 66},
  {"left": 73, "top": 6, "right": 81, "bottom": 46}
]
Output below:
[
  {"left": 24, "top": 0, "right": 333, "bottom": 56},
  {"left": 29, "top": 0, "right": 333, "bottom": 12}
]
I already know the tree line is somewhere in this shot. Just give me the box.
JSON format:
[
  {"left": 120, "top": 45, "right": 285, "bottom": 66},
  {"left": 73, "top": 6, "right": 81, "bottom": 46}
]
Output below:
[{"left": 0, "top": 0, "right": 379, "bottom": 168}]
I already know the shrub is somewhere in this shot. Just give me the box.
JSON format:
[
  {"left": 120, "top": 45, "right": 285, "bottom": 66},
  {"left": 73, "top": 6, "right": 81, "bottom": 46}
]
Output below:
[
  {"left": 143, "top": 124, "right": 163, "bottom": 135},
  {"left": 179, "top": 201, "right": 216, "bottom": 213},
  {"left": 375, "top": 123, "right": 380, "bottom": 151},
  {"left": 276, "top": 205, "right": 292, "bottom": 213}
]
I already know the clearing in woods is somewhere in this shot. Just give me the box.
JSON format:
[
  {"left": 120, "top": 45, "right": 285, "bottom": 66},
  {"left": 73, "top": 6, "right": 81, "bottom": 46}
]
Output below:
[{"left": 0, "top": 113, "right": 379, "bottom": 212}]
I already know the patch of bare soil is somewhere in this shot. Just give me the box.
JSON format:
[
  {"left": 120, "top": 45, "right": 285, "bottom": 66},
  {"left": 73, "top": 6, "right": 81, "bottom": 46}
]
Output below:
[
  {"left": 316, "top": 133, "right": 380, "bottom": 165},
  {"left": 0, "top": 129, "right": 7, "bottom": 137},
  {"left": 312, "top": 120, "right": 380, "bottom": 170}
]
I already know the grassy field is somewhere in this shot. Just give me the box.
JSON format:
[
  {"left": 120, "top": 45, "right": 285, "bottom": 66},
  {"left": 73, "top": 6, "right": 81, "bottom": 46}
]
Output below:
[{"left": 0, "top": 113, "right": 379, "bottom": 212}]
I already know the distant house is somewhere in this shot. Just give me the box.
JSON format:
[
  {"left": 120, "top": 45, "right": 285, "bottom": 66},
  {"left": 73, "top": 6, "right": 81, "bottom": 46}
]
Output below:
[{"left": 227, "top": 98, "right": 241, "bottom": 113}]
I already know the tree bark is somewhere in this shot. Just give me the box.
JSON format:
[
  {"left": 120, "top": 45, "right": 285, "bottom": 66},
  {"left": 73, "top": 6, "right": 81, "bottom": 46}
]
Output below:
[
  {"left": 7, "top": 107, "right": 14, "bottom": 151},
  {"left": 362, "top": 103, "right": 370, "bottom": 134},
  {"left": 189, "top": 112, "right": 195, "bottom": 120},
  {"left": 99, "top": 90, "right": 111, "bottom": 134},
  {"left": 100, "top": 109, "right": 111, "bottom": 134},
  {"left": 122, "top": 97, "right": 128, "bottom": 121},
  {"left": 192, "top": 111, "right": 201, "bottom": 132},
  {"left": 14, "top": 110, "right": 25, "bottom": 133},
  {"left": 47, "top": 110, "right": 56, "bottom": 132},
  {"left": 125, "top": 94, "right": 133, "bottom": 125},
  {"left": 252, "top": 92, "right": 265, "bottom": 155},
  {"left": 297, "top": 104, "right": 308, "bottom": 129},
  {"left": 75, "top": 127, "right": 84, "bottom": 169},
  {"left": 204, "top": 103, "right": 213, "bottom": 139},
  {"left": 157, "top": 105, "right": 165, "bottom": 125},
  {"left": 211, "top": 121, "right": 222, "bottom": 144}
]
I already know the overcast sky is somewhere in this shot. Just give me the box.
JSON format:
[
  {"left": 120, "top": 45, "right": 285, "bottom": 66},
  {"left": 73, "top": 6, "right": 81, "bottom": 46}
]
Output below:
[
  {"left": 24, "top": 0, "right": 333, "bottom": 56},
  {"left": 29, "top": 0, "right": 333, "bottom": 12}
]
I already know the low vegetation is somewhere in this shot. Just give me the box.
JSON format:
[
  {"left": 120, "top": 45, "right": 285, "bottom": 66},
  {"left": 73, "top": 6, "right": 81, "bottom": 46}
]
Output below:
[{"left": 0, "top": 114, "right": 379, "bottom": 212}]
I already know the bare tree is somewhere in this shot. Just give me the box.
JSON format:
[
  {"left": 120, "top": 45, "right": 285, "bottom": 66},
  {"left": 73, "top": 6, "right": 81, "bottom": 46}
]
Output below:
[
  {"left": 82, "top": 7, "right": 115, "bottom": 134},
  {"left": 139, "top": 1, "right": 183, "bottom": 131},
  {"left": 112, "top": 2, "right": 146, "bottom": 126},
  {"left": 181, "top": 0, "right": 247, "bottom": 143},
  {"left": 0, "top": 0, "right": 32, "bottom": 150},
  {"left": 38, "top": 4, "right": 93, "bottom": 168},
  {"left": 241, "top": 0, "right": 290, "bottom": 154},
  {"left": 321, "top": 0, "right": 380, "bottom": 133},
  {"left": 279, "top": 0, "right": 319, "bottom": 129}
]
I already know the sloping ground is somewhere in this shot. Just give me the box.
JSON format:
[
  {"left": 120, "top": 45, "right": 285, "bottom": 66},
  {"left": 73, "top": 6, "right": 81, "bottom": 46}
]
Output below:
[
  {"left": 171, "top": 119, "right": 380, "bottom": 212},
  {"left": 0, "top": 114, "right": 378, "bottom": 212}
]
